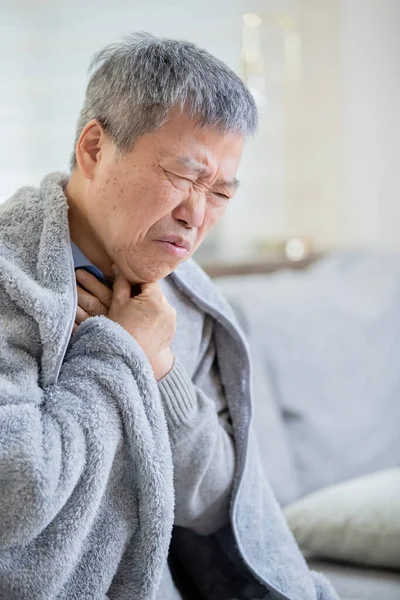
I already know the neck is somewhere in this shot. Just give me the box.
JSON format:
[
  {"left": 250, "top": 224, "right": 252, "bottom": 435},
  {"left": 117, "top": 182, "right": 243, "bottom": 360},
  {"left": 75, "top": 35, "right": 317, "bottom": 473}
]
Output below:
[{"left": 65, "top": 171, "right": 113, "bottom": 279}]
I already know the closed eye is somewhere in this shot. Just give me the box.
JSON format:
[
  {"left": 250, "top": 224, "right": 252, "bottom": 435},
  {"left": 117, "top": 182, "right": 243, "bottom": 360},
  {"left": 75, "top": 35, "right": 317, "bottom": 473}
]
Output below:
[
  {"left": 164, "top": 169, "right": 193, "bottom": 183},
  {"left": 163, "top": 170, "right": 193, "bottom": 191},
  {"left": 209, "top": 192, "right": 231, "bottom": 208},
  {"left": 213, "top": 192, "right": 230, "bottom": 200}
]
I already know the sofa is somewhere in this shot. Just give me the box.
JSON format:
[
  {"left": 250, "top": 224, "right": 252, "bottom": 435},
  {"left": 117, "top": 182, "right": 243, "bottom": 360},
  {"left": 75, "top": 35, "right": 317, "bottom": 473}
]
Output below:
[{"left": 210, "top": 249, "right": 400, "bottom": 600}]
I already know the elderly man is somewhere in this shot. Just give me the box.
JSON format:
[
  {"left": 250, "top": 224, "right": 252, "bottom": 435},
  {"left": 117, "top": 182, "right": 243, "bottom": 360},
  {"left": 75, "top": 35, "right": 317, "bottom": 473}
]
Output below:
[{"left": 0, "top": 34, "right": 337, "bottom": 600}]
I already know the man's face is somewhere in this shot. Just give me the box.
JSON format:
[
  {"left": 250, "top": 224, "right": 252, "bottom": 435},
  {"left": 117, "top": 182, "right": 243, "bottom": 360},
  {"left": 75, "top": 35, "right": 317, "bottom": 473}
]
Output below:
[{"left": 84, "top": 111, "right": 244, "bottom": 283}]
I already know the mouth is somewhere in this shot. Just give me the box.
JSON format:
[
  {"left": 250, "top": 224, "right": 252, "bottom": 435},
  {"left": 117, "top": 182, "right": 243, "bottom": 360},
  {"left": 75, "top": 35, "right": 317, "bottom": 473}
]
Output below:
[{"left": 155, "top": 236, "right": 192, "bottom": 259}]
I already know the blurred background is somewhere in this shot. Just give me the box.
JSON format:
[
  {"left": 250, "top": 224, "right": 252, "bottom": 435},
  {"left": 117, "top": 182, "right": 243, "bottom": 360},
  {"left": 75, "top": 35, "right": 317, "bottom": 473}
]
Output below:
[{"left": 1, "top": 0, "right": 399, "bottom": 265}]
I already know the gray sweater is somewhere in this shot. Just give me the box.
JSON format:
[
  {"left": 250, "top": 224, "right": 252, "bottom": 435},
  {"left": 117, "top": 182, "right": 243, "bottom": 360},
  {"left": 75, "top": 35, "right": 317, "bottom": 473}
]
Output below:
[
  {"left": 0, "top": 173, "right": 338, "bottom": 600},
  {"left": 159, "top": 282, "right": 235, "bottom": 535}
]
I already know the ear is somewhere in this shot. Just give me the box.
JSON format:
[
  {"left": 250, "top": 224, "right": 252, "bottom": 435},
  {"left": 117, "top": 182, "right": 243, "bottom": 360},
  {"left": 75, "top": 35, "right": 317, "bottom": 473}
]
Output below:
[{"left": 75, "top": 120, "right": 109, "bottom": 179}]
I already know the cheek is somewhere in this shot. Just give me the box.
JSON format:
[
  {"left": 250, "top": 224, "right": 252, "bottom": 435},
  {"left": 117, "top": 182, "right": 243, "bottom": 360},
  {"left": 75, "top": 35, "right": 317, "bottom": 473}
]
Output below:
[
  {"left": 96, "top": 175, "right": 185, "bottom": 247},
  {"left": 156, "top": 178, "right": 186, "bottom": 211},
  {"left": 93, "top": 168, "right": 129, "bottom": 212},
  {"left": 126, "top": 174, "right": 183, "bottom": 216}
]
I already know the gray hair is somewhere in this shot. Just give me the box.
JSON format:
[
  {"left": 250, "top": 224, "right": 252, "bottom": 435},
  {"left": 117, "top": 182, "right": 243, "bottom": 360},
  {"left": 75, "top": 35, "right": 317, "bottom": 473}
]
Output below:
[{"left": 70, "top": 32, "right": 258, "bottom": 169}]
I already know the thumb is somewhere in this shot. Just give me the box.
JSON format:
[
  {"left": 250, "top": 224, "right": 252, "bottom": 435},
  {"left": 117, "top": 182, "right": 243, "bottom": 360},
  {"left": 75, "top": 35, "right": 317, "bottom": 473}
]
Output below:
[{"left": 111, "top": 265, "right": 131, "bottom": 304}]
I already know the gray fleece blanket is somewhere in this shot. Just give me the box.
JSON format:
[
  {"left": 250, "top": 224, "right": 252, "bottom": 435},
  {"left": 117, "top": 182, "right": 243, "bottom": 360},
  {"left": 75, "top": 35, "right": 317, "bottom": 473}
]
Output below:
[{"left": 0, "top": 173, "right": 338, "bottom": 599}]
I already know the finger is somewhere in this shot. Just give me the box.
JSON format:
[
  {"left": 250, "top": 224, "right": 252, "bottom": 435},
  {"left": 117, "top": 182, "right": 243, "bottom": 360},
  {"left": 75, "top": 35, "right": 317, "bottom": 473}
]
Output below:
[
  {"left": 111, "top": 265, "right": 132, "bottom": 305},
  {"left": 75, "top": 269, "right": 112, "bottom": 308},
  {"left": 77, "top": 286, "right": 108, "bottom": 317},
  {"left": 72, "top": 322, "right": 79, "bottom": 334},
  {"left": 75, "top": 305, "right": 91, "bottom": 325}
]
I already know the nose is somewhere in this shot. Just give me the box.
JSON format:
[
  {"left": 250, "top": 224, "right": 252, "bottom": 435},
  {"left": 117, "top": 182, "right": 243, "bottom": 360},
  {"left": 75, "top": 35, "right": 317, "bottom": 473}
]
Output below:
[{"left": 172, "top": 189, "right": 207, "bottom": 229}]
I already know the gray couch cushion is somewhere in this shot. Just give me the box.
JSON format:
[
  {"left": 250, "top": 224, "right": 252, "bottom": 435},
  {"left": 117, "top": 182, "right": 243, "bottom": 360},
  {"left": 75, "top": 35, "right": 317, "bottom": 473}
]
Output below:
[
  {"left": 307, "top": 558, "right": 400, "bottom": 600},
  {"left": 215, "top": 250, "right": 400, "bottom": 501}
]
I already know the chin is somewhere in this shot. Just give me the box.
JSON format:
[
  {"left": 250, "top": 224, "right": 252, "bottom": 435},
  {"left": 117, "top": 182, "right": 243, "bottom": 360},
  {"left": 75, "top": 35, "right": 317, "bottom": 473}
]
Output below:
[
  {"left": 156, "top": 260, "right": 183, "bottom": 279},
  {"left": 133, "top": 260, "right": 179, "bottom": 283}
]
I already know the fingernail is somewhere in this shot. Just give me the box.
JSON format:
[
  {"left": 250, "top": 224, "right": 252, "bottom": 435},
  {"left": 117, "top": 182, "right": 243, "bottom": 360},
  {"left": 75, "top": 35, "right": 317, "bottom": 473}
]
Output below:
[{"left": 75, "top": 269, "right": 86, "bottom": 281}]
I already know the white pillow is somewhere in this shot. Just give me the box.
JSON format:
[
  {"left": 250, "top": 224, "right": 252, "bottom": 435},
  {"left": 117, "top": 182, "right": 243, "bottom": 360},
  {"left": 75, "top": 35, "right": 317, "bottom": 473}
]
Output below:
[{"left": 284, "top": 468, "right": 400, "bottom": 570}]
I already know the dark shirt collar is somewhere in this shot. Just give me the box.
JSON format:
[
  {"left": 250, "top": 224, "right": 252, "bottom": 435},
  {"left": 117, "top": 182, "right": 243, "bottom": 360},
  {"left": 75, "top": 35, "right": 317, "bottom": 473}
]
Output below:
[{"left": 71, "top": 242, "right": 112, "bottom": 287}]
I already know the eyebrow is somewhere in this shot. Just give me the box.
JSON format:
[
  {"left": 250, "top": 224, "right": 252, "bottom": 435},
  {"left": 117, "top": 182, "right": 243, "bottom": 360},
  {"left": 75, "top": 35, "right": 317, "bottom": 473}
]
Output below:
[{"left": 176, "top": 156, "right": 240, "bottom": 189}]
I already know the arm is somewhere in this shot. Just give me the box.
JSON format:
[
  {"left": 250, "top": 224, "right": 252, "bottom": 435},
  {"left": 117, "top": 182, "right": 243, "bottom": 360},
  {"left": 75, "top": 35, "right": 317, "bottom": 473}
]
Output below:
[
  {"left": 158, "top": 340, "right": 235, "bottom": 536},
  {"left": 0, "top": 312, "right": 167, "bottom": 550}
]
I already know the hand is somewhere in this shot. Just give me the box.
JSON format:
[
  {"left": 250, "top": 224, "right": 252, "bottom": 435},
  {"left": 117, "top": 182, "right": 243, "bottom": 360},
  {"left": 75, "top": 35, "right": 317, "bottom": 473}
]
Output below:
[
  {"left": 74, "top": 269, "right": 112, "bottom": 333},
  {"left": 108, "top": 266, "right": 176, "bottom": 363},
  {"left": 73, "top": 267, "right": 176, "bottom": 380},
  {"left": 150, "top": 347, "right": 175, "bottom": 381}
]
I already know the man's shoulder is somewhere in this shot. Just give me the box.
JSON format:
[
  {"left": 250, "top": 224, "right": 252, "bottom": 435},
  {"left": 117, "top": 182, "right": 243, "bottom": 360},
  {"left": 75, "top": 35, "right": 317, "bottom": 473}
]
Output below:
[
  {"left": 0, "top": 172, "right": 68, "bottom": 268},
  {"left": 0, "top": 183, "right": 45, "bottom": 268},
  {"left": 0, "top": 173, "right": 68, "bottom": 234},
  {"left": 0, "top": 184, "right": 41, "bottom": 228}
]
